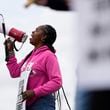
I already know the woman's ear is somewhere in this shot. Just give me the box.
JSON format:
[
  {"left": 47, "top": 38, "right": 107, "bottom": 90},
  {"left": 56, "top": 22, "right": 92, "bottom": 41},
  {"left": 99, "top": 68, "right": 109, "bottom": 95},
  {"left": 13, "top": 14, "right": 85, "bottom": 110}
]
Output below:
[{"left": 41, "top": 35, "right": 47, "bottom": 43}]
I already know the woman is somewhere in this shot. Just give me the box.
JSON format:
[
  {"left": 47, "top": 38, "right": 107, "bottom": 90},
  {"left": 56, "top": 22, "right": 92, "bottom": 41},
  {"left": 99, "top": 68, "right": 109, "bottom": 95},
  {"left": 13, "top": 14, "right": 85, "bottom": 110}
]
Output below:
[{"left": 5, "top": 24, "right": 62, "bottom": 110}]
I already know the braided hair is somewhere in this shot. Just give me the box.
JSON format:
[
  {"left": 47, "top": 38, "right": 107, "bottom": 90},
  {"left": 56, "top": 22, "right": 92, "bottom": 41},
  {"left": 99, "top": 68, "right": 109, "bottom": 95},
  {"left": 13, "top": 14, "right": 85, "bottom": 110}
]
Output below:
[{"left": 42, "top": 25, "right": 57, "bottom": 53}]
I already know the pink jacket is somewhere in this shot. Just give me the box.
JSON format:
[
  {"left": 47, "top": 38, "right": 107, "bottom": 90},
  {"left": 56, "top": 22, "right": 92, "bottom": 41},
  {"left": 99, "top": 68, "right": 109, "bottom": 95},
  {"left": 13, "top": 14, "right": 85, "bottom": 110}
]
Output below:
[{"left": 6, "top": 45, "right": 62, "bottom": 105}]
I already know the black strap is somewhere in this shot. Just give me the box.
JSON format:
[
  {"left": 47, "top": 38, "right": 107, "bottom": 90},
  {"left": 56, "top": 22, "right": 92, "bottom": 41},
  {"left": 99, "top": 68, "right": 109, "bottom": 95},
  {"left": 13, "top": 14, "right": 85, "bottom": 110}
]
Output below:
[
  {"left": 61, "top": 87, "right": 71, "bottom": 110},
  {"left": 23, "top": 51, "right": 33, "bottom": 63}
]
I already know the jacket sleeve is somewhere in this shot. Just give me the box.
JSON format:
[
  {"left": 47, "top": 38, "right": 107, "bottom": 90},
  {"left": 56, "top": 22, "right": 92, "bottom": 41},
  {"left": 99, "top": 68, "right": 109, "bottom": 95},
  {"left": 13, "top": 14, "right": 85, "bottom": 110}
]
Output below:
[
  {"left": 6, "top": 55, "right": 24, "bottom": 78},
  {"left": 46, "top": 0, "right": 70, "bottom": 10},
  {"left": 33, "top": 54, "right": 62, "bottom": 97}
]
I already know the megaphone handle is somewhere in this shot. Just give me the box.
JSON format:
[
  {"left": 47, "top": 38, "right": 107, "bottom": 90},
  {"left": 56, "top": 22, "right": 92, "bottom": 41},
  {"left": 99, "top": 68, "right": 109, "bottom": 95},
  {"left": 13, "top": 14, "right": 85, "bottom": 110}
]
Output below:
[
  {"left": 5, "top": 40, "right": 9, "bottom": 61},
  {"left": 2, "top": 23, "right": 6, "bottom": 38}
]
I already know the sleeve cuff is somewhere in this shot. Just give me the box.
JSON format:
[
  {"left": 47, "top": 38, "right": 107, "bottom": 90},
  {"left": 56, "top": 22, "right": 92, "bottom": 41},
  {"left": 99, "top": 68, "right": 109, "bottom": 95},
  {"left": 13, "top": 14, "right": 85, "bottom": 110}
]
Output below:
[{"left": 46, "top": 0, "right": 69, "bottom": 10}]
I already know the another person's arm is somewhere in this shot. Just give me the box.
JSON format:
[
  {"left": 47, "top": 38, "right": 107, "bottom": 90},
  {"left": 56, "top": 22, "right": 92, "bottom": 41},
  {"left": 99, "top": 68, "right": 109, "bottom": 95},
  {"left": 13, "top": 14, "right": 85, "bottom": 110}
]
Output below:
[{"left": 25, "top": 0, "right": 70, "bottom": 10}]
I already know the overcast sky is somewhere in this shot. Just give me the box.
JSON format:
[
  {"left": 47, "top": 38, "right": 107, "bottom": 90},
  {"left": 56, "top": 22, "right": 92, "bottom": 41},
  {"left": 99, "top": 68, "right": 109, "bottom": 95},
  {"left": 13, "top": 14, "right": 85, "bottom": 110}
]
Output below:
[{"left": 0, "top": 0, "right": 77, "bottom": 110}]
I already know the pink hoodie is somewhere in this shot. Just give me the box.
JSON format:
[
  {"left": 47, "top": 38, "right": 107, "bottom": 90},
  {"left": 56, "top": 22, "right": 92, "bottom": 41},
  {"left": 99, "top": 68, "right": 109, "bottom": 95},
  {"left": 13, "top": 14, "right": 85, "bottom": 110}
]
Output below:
[{"left": 6, "top": 45, "right": 62, "bottom": 105}]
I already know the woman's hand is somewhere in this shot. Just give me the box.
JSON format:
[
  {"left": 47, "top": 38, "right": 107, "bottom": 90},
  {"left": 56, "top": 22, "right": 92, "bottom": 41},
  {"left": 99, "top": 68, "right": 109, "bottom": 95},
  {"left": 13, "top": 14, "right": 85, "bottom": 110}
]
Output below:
[
  {"left": 24, "top": 0, "right": 48, "bottom": 8},
  {"left": 22, "top": 90, "right": 35, "bottom": 101},
  {"left": 4, "top": 38, "right": 15, "bottom": 51},
  {"left": 4, "top": 38, "right": 15, "bottom": 61}
]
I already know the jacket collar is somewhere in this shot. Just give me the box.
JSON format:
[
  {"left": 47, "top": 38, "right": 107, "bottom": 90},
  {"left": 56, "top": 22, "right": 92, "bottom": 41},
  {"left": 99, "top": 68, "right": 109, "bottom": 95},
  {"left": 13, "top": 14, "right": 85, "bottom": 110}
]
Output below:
[{"left": 32, "top": 45, "right": 49, "bottom": 55}]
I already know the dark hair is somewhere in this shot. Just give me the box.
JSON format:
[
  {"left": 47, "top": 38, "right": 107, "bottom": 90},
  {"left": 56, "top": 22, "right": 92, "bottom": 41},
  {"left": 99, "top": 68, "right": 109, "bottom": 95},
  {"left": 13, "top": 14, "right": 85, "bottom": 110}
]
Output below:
[{"left": 43, "top": 25, "right": 57, "bottom": 53}]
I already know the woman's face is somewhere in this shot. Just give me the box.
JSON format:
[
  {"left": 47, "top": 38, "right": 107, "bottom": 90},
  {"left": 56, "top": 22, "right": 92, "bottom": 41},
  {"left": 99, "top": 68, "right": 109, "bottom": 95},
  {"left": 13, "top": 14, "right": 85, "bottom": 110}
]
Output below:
[{"left": 30, "top": 26, "right": 46, "bottom": 47}]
